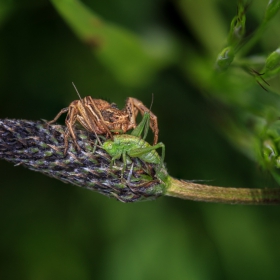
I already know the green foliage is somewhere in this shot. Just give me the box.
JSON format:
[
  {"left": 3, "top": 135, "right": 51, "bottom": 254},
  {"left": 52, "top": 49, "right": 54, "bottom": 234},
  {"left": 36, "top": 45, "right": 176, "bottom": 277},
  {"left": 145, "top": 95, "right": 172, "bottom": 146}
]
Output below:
[
  {"left": 1, "top": 0, "right": 280, "bottom": 279},
  {"left": 264, "top": 0, "right": 280, "bottom": 22},
  {"left": 215, "top": 1, "right": 280, "bottom": 72},
  {"left": 50, "top": 0, "right": 177, "bottom": 86},
  {"left": 264, "top": 47, "right": 280, "bottom": 78},
  {"left": 228, "top": 1, "right": 246, "bottom": 45}
]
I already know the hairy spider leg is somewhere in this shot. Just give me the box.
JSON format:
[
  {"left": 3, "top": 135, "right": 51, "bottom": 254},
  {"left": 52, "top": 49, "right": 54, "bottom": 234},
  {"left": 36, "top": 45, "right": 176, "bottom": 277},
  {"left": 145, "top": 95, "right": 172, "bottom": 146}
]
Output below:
[
  {"left": 126, "top": 97, "right": 159, "bottom": 145},
  {"left": 71, "top": 83, "right": 111, "bottom": 142},
  {"left": 46, "top": 107, "right": 69, "bottom": 125},
  {"left": 64, "top": 104, "right": 80, "bottom": 153},
  {"left": 82, "top": 97, "right": 112, "bottom": 139},
  {"left": 73, "top": 100, "right": 103, "bottom": 146}
]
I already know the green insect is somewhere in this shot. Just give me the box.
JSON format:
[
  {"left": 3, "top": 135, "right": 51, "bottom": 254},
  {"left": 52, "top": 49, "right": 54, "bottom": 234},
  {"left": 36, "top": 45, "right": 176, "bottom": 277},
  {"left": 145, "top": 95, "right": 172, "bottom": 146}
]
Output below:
[{"left": 102, "top": 112, "right": 165, "bottom": 172}]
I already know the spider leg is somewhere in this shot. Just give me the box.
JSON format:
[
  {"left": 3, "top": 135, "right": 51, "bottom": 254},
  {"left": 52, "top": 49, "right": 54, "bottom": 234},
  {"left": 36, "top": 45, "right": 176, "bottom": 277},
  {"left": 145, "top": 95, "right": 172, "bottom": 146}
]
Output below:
[
  {"left": 65, "top": 105, "right": 81, "bottom": 152},
  {"left": 84, "top": 97, "right": 113, "bottom": 139},
  {"left": 63, "top": 128, "right": 71, "bottom": 155},
  {"left": 126, "top": 97, "right": 159, "bottom": 145},
  {"left": 76, "top": 115, "right": 103, "bottom": 146},
  {"left": 46, "top": 107, "right": 69, "bottom": 125},
  {"left": 125, "top": 98, "right": 138, "bottom": 129}
]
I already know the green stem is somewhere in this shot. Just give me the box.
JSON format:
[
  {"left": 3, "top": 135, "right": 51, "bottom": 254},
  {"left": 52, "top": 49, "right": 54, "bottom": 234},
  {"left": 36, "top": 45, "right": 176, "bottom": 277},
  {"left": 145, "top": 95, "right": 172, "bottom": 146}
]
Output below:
[
  {"left": 238, "top": 24, "right": 266, "bottom": 57},
  {"left": 166, "top": 177, "right": 280, "bottom": 205}
]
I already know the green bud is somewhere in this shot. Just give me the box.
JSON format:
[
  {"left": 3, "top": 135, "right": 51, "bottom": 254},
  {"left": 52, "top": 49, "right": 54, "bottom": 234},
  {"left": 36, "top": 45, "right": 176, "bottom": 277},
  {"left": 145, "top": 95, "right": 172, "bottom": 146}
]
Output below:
[
  {"left": 215, "top": 46, "right": 235, "bottom": 71},
  {"left": 266, "top": 120, "right": 280, "bottom": 139},
  {"left": 265, "top": 47, "right": 280, "bottom": 71},
  {"left": 275, "top": 156, "right": 280, "bottom": 168},
  {"left": 263, "top": 139, "right": 278, "bottom": 164},
  {"left": 228, "top": 2, "right": 246, "bottom": 45},
  {"left": 264, "top": 0, "right": 280, "bottom": 22}
]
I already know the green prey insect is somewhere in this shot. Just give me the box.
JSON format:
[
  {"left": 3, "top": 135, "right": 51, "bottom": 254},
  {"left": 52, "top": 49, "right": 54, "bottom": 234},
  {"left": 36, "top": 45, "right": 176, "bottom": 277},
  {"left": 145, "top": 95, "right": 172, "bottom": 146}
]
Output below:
[{"left": 102, "top": 112, "right": 165, "bottom": 173}]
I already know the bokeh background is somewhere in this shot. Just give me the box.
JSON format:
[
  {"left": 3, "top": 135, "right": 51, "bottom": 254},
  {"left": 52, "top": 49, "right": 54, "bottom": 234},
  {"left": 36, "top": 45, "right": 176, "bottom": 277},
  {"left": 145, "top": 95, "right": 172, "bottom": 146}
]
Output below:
[{"left": 1, "top": 0, "right": 280, "bottom": 279}]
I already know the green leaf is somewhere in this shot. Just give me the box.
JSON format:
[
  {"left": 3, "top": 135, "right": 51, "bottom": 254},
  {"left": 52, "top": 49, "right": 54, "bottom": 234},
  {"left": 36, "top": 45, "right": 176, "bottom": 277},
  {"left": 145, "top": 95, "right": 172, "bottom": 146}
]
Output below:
[
  {"left": 266, "top": 47, "right": 280, "bottom": 68},
  {"left": 264, "top": 0, "right": 280, "bottom": 22},
  {"left": 50, "top": 0, "right": 177, "bottom": 86}
]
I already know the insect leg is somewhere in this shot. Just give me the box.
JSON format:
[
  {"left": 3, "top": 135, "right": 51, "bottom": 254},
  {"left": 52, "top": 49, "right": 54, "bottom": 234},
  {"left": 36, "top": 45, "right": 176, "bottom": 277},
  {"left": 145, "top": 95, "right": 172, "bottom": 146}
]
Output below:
[
  {"left": 126, "top": 97, "right": 159, "bottom": 145},
  {"left": 109, "top": 151, "right": 122, "bottom": 169},
  {"left": 121, "top": 151, "right": 127, "bottom": 178},
  {"left": 128, "top": 142, "right": 165, "bottom": 168},
  {"left": 91, "top": 138, "right": 98, "bottom": 154},
  {"left": 130, "top": 112, "right": 150, "bottom": 140}
]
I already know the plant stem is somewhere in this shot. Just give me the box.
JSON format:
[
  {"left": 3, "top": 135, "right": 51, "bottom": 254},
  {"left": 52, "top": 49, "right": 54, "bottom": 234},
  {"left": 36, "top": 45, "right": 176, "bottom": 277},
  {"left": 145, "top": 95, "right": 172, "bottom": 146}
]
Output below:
[
  {"left": 2, "top": 119, "right": 280, "bottom": 205},
  {"left": 166, "top": 177, "right": 280, "bottom": 205}
]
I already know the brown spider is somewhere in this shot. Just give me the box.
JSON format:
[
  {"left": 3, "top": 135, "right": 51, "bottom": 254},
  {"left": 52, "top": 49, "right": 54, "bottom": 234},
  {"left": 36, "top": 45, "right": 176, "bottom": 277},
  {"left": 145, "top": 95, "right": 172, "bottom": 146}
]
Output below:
[{"left": 47, "top": 87, "right": 159, "bottom": 153}]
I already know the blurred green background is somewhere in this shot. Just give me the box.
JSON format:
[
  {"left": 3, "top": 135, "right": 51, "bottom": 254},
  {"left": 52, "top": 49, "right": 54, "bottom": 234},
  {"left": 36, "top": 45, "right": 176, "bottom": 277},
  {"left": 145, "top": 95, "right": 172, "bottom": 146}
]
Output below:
[{"left": 1, "top": 0, "right": 280, "bottom": 279}]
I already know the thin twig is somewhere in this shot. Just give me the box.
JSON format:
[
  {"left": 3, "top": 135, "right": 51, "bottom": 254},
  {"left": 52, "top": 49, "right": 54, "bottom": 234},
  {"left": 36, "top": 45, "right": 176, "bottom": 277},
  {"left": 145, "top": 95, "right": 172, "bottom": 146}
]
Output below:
[{"left": 166, "top": 178, "right": 280, "bottom": 205}]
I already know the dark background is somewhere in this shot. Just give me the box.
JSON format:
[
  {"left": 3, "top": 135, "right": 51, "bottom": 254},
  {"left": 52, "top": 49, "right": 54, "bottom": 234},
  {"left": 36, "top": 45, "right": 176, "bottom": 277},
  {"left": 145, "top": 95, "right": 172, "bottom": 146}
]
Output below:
[{"left": 1, "top": 0, "right": 280, "bottom": 279}]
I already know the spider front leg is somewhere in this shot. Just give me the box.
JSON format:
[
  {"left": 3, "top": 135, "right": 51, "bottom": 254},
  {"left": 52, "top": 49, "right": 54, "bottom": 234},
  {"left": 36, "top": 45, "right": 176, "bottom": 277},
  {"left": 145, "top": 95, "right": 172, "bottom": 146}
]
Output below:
[
  {"left": 64, "top": 105, "right": 81, "bottom": 153},
  {"left": 83, "top": 97, "right": 112, "bottom": 139},
  {"left": 46, "top": 106, "right": 74, "bottom": 155},
  {"left": 46, "top": 107, "right": 69, "bottom": 126},
  {"left": 62, "top": 128, "right": 71, "bottom": 155},
  {"left": 126, "top": 97, "right": 159, "bottom": 145}
]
